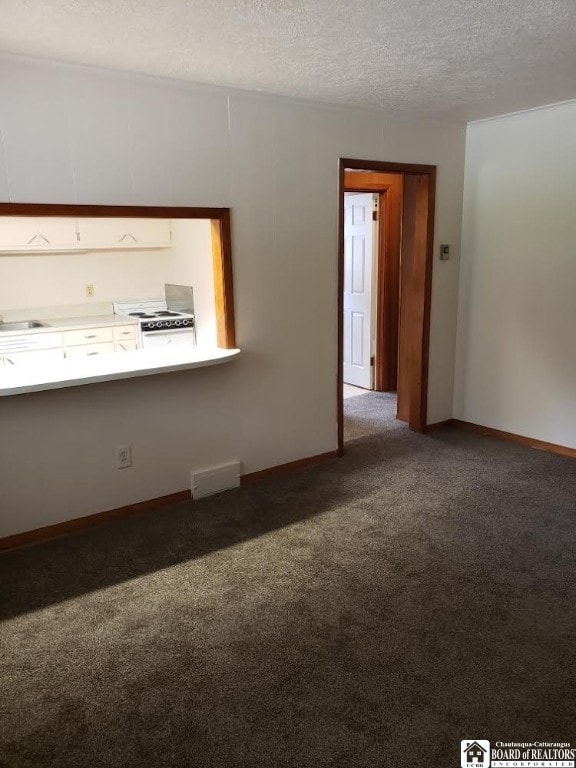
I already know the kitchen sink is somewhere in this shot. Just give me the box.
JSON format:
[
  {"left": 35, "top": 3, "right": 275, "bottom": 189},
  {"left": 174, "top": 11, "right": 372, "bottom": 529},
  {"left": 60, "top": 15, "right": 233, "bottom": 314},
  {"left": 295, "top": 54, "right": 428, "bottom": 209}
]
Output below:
[{"left": 0, "top": 321, "right": 48, "bottom": 331}]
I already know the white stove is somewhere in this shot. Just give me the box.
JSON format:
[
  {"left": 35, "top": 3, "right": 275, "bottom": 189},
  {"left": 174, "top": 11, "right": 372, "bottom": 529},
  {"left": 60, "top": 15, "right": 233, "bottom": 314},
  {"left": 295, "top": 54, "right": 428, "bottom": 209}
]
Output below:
[{"left": 114, "top": 300, "right": 196, "bottom": 349}]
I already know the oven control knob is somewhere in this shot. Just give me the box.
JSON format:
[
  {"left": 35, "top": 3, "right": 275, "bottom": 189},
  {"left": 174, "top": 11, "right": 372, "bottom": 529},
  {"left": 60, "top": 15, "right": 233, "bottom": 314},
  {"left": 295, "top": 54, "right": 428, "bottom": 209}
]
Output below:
[{"left": 175, "top": 320, "right": 182, "bottom": 326}]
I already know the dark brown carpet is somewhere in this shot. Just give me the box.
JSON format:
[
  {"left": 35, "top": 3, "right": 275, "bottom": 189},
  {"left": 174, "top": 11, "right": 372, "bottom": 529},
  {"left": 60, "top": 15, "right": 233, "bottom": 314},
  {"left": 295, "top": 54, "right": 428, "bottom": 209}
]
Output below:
[
  {"left": 343, "top": 390, "right": 398, "bottom": 441},
  {"left": 1, "top": 393, "right": 576, "bottom": 767}
]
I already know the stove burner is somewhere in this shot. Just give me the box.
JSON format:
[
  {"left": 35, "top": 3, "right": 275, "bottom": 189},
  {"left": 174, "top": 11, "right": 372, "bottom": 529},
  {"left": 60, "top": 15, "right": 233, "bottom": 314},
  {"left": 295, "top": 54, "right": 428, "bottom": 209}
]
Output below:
[
  {"left": 156, "top": 311, "right": 180, "bottom": 317},
  {"left": 129, "top": 312, "right": 155, "bottom": 318}
]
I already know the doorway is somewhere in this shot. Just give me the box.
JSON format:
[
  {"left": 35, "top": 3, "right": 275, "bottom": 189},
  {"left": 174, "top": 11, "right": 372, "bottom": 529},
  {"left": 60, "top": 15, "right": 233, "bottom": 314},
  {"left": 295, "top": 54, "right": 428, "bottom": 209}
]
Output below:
[
  {"left": 342, "top": 191, "right": 378, "bottom": 392},
  {"left": 338, "top": 159, "right": 436, "bottom": 453}
]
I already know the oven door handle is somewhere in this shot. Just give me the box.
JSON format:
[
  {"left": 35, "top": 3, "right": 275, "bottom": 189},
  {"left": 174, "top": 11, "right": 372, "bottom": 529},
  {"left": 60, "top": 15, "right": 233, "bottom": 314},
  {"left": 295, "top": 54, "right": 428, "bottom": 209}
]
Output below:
[{"left": 143, "top": 328, "right": 195, "bottom": 336}]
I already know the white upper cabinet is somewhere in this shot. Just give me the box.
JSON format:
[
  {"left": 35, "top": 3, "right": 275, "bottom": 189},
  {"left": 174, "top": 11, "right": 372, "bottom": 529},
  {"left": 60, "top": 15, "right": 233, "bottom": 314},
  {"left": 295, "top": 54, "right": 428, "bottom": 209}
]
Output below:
[
  {"left": 0, "top": 217, "right": 78, "bottom": 252},
  {"left": 77, "top": 218, "right": 171, "bottom": 249},
  {"left": 0, "top": 216, "right": 172, "bottom": 252}
]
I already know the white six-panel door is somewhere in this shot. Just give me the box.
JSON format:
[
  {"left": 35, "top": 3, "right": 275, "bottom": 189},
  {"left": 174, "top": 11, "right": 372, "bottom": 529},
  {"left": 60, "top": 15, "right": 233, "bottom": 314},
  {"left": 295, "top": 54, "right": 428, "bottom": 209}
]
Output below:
[{"left": 343, "top": 193, "right": 375, "bottom": 389}]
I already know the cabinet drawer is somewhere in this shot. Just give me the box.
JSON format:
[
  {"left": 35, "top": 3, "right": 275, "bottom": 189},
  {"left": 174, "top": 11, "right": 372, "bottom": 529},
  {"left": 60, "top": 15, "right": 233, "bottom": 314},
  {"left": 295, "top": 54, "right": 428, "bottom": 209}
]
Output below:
[
  {"left": 65, "top": 342, "right": 115, "bottom": 358},
  {"left": 63, "top": 327, "right": 114, "bottom": 346},
  {"left": 0, "top": 331, "right": 62, "bottom": 354},
  {"left": 113, "top": 325, "right": 137, "bottom": 342}
]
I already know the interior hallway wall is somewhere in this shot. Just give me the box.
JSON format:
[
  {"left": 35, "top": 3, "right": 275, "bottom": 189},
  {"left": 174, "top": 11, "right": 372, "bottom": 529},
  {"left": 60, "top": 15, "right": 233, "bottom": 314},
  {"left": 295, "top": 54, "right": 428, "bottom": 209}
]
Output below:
[
  {"left": 0, "top": 54, "right": 465, "bottom": 537},
  {"left": 454, "top": 100, "right": 576, "bottom": 448}
]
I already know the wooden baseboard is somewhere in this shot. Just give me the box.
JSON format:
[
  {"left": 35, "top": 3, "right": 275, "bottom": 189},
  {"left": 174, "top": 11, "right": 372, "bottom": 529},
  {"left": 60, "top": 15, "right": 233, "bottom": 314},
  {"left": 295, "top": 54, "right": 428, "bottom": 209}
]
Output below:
[
  {"left": 241, "top": 450, "right": 339, "bottom": 485},
  {"left": 426, "top": 419, "right": 455, "bottom": 431},
  {"left": 0, "top": 450, "right": 340, "bottom": 552},
  {"left": 452, "top": 419, "right": 576, "bottom": 460},
  {"left": 0, "top": 490, "right": 191, "bottom": 553}
]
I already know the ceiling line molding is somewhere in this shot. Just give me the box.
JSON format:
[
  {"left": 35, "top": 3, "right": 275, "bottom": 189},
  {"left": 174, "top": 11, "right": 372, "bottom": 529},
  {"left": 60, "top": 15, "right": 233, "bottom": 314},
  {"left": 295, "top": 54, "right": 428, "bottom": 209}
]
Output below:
[{"left": 467, "top": 97, "right": 576, "bottom": 127}]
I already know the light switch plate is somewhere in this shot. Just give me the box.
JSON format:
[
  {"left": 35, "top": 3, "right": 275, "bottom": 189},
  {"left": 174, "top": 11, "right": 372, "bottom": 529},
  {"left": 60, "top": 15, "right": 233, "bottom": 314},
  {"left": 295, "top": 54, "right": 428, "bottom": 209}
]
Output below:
[{"left": 440, "top": 244, "right": 450, "bottom": 260}]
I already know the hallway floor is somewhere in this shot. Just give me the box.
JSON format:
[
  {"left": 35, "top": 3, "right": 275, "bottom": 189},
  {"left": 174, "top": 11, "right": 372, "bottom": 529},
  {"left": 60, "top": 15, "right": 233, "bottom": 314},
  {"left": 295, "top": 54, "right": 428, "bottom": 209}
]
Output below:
[
  {"left": 344, "top": 389, "right": 399, "bottom": 442},
  {"left": 342, "top": 383, "right": 369, "bottom": 399}
]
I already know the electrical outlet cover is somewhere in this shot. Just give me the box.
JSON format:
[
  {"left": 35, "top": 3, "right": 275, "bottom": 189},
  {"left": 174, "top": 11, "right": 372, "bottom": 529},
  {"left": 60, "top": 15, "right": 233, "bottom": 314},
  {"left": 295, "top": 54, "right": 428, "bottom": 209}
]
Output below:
[{"left": 116, "top": 445, "right": 132, "bottom": 469}]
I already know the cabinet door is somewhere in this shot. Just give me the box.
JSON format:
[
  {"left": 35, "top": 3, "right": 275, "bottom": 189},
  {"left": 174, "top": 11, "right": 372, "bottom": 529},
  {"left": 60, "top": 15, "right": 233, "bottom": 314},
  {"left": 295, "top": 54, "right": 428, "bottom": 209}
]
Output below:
[
  {"left": 128, "top": 219, "right": 171, "bottom": 246},
  {"left": 115, "top": 339, "right": 138, "bottom": 352},
  {"left": 77, "top": 218, "right": 171, "bottom": 249},
  {"left": 0, "top": 217, "right": 77, "bottom": 251},
  {"left": 142, "top": 330, "right": 195, "bottom": 348},
  {"left": 2, "top": 348, "right": 64, "bottom": 367},
  {"left": 0, "top": 217, "right": 39, "bottom": 249},
  {"left": 34, "top": 218, "right": 79, "bottom": 249}
]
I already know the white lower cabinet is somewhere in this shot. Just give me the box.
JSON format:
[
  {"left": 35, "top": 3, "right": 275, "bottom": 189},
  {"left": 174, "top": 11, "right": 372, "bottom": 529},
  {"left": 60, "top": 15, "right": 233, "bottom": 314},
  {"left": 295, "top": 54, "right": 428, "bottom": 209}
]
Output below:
[
  {"left": 112, "top": 325, "right": 138, "bottom": 351},
  {"left": 0, "top": 332, "right": 64, "bottom": 368},
  {"left": 63, "top": 323, "right": 139, "bottom": 357},
  {"left": 1, "top": 348, "right": 64, "bottom": 367},
  {"left": 0, "top": 322, "right": 140, "bottom": 366},
  {"left": 115, "top": 339, "right": 138, "bottom": 352},
  {"left": 0, "top": 331, "right": 64, "bottom": 355}
]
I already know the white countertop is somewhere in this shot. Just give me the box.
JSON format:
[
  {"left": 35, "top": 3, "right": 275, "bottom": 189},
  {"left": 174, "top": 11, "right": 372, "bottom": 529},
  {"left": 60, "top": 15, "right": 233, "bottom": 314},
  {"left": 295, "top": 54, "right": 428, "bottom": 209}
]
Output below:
[
  {"left": 0, "top": 347, "right": 240, "bottom": 396},
  {"left": 44, "top": 314, "right": 139, "bottom": 330},
  {"left": 0, "top": 314, "right": 139, "bottom": 336}
]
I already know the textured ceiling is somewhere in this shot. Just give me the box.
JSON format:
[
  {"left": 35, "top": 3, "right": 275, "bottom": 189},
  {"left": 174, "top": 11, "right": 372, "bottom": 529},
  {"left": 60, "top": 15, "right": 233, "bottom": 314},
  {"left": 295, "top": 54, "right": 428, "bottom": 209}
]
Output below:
[{"left": 1, "top": 0, "right": 575, "bottom": 122}]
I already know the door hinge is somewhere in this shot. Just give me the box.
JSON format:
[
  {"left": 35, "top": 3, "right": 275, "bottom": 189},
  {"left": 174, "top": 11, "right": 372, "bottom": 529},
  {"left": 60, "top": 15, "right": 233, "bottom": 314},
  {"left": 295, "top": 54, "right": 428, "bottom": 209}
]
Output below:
[
  {"left": 372, "top": 210, "right": 378, "bottom": 221},
  {"left": 370, "top": 355, "right": 375, "bottom": 367}
]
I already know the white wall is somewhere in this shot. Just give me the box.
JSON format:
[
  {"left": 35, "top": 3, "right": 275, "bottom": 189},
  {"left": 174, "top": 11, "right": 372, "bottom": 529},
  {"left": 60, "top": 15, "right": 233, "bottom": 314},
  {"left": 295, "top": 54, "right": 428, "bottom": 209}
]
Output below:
[
  {"left": 454, "top": 101, "right": 576, "bottom": 448},
  {"left": 168, "top": 220, "right": 216, "bottom": 347},
  {"left": 0, "top": 54, "right": 465, "bottom": 537},
  {"left": 0, "top": 246, "right": 171, "bottom": 308}
]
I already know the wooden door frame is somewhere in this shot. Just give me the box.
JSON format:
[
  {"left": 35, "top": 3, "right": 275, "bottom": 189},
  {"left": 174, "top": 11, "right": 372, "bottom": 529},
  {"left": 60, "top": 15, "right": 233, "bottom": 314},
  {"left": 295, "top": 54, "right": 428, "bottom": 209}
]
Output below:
[
  {"left": 343, "top": 171, "right": 403, "bottom": 392},
  {"left": 0, "top": 202, "right": 236, "bottom": 348},
  {"left": 337, "top": 158, "right": 436, "bottom": 453}
]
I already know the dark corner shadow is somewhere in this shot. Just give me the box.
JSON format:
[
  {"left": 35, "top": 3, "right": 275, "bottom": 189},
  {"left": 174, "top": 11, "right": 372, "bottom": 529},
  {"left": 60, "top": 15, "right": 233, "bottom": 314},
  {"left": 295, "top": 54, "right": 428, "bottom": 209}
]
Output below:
[{"left": 0, "top": 431, "right": 419, "bottom": 621}]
